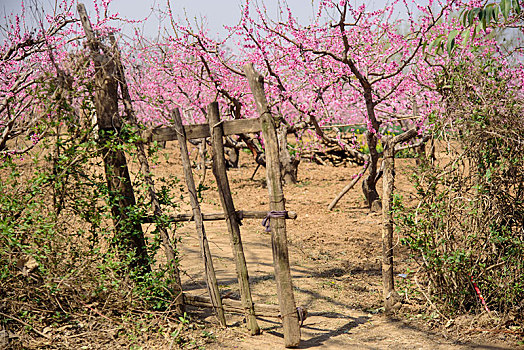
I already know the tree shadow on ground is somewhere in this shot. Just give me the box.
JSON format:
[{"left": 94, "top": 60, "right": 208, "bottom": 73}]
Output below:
[
  {"left": 383, "top": 316, "right": 518, "bottom": 350},
  {"left": 260, "top": 314, "right": 370, "bottom": 349}
]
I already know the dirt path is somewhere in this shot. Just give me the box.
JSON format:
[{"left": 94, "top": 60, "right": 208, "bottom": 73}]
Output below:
[{"left": 156, "top": 145, "right": 520, "bottom": 349}]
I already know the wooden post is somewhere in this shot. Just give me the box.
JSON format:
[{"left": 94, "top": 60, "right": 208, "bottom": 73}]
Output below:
[
  {"left": 77, "top": 3, "right": 150, "bottom": 274},
  {"left": 107, "top": 33, "right": 183, "bottom": 313},
  {"left": 381, "top": 137, "right": 397, "bottom": 313},
  {"left": 207, "top": 102, "right": 261, "bottom": 335},
  {"left": 244, "top": 64, "right": 300, "bottom": 348},
  {"left": 382, "top": 128, "right": 418, "bottom": 313},
  {"left": 172, "top": 108, "right": 226, "bottom": 327}
]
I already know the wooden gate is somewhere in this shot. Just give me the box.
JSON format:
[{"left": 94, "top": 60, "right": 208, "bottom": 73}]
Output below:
[{"left": 143, "top": 95, "right": 302, "bottom": 347}]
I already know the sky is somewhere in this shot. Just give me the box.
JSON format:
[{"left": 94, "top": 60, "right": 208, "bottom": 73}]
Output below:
[
  {"left": 0, "top": 0, "right": 394, "bottom": 41},
  {"left": 0, "top": 0, "right": 323, "bottom": 40}
]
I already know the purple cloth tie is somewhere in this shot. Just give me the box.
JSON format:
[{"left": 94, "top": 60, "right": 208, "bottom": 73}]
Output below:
[{"left": 261, "top": 211, "right": 288, "bottom": 232}]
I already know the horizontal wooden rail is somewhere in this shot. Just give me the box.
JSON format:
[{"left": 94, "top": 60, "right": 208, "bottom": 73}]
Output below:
[
  {"left": 143, "top": 210, "right": 297, "bottom": 223},
  {"left": 183, "top": 293, "right": 308, "bottom": 325},
  {"left": 183, "top": 293, "right": 280, "bottom": 317},
  {"left": 142, "top": 118, "right": 262, "bottom": 142}
]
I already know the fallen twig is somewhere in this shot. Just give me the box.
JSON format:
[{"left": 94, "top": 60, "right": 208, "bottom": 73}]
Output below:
[
  {"left": 413, "top": 274, "right": 450, "bottom": 321},
  {"left": 77, "top": 300, "right": 120, "bottom": 324},
  {"left": 328, "top": 161, "right": 369, "bottom": 210},
  {"left": 0, "top": 311, "right": 51, "bottom": 340}
]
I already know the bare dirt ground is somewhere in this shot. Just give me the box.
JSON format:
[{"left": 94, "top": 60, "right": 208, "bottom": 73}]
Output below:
[{"left": 153, "top": 142, "right": 523, "bottom": 350}]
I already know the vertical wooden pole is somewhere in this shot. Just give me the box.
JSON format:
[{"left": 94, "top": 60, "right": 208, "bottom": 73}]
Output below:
[
  {"left": 381, "top": 128, "right": 418, "bottom": 313},
  {"left": 172, "top": 108, "right": 227, "bottom": 327},
  {"left": 77, "top": 3, "right": 150, "bottom": 274},
  {"left": 244, "top": 64, "right": 300, "bottom": 348},
  {"left": 207, "top": 102, "right": 261, "bottom": 335},
  {"left": 381, "top": 138, "right": 397, "bottom": 313},
  {"left": 107, "top": 33, "right": 183, "bottom": 313}
]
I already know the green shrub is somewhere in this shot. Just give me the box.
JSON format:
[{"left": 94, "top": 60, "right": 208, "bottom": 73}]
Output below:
[
  {"left": 0, "top": 83, "right": 186, "bottom": 348},
  {"left": 395, "top": 59, "right": 524, "bottom": 317}
]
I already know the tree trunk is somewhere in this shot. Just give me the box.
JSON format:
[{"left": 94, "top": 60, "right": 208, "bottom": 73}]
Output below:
[
  {"left": 362, "top": 134, "right": 381, "bottom": 211},
  {"left": 225, "top": 146, "right": 240, "bottom": 168},
  {"left": 277, "top": 124, "right": 300, "bottom": 184},
  {"left": 108, "top": 33, "right": 183, "bottom": 313},
  {"left": 362, "top": 84, "right": 381, "bottom": 210},
  {"left": 78, "top": 3, "right": 150, "bottom": 274}
]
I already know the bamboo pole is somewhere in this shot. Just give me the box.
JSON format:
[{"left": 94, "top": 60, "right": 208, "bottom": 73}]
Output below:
[
  {"left": 172, "top": 108, "right": 226, "bottom": 327},
  {"left": 207, "top": 102, "right": 260, "bottom": 335},
  {"left": 244, "top": 64, "right": 301, "bottom": 348}
]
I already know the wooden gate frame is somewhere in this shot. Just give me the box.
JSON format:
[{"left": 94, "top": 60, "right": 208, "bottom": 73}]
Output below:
[{"left": 143, "top": 99, "right": 302, "bottom": 347}]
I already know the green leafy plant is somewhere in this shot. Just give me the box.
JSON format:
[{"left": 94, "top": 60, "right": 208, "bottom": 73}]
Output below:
[
  {"left": 395, "top": 58, "right": 524, "bottom": 319},
  {"left": 0, "top": 63, "right": 187, "bottom": 348}
]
